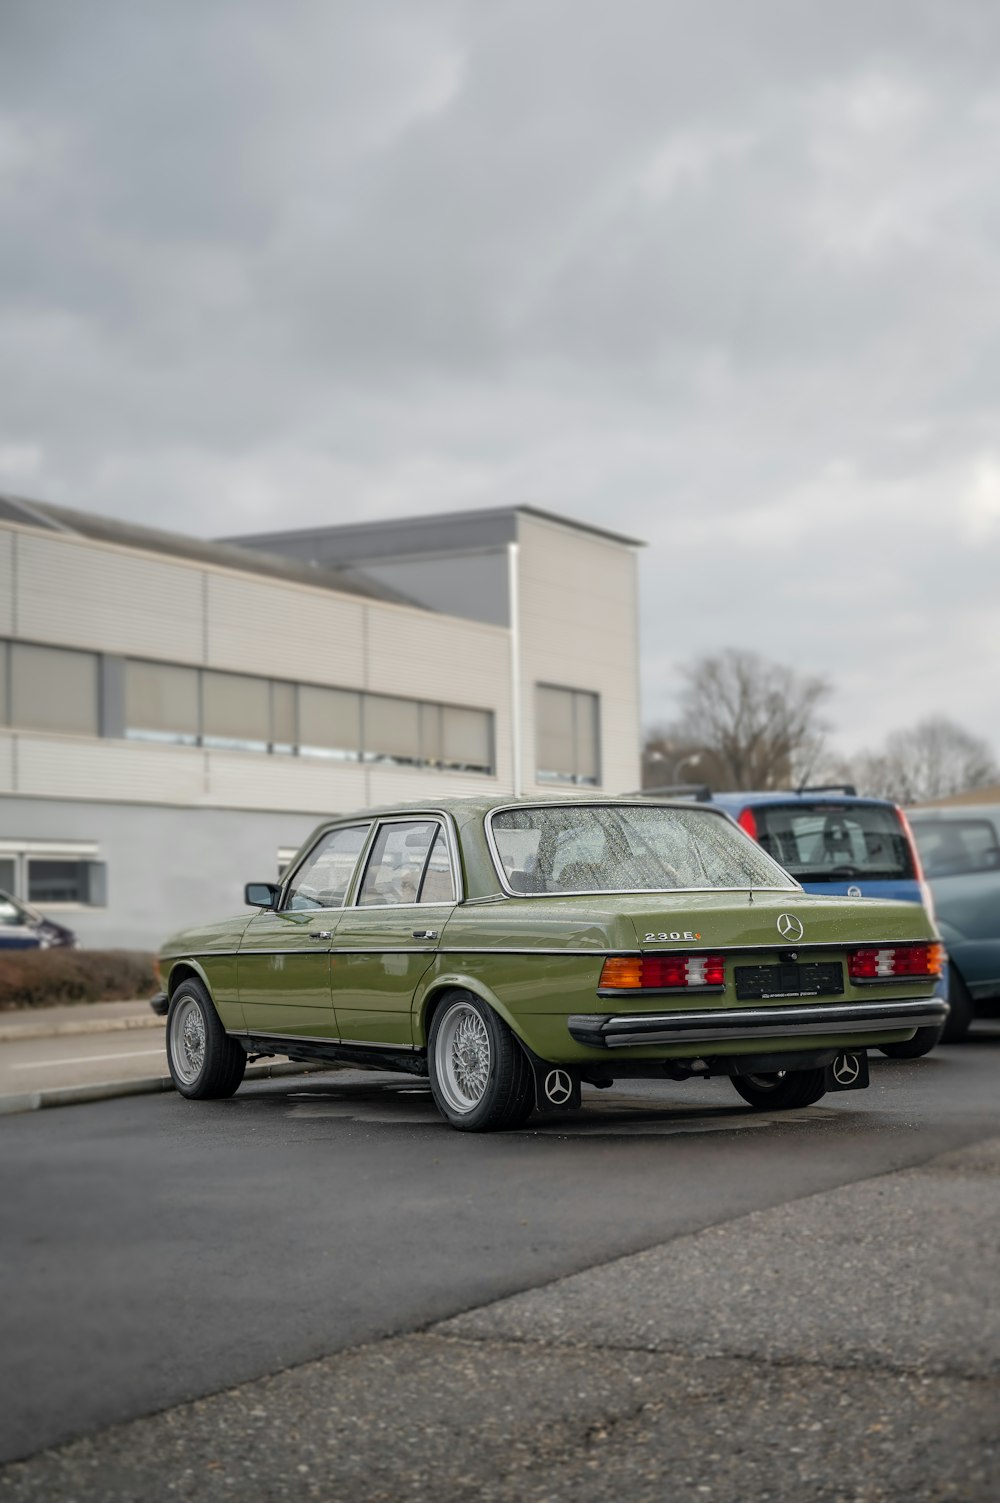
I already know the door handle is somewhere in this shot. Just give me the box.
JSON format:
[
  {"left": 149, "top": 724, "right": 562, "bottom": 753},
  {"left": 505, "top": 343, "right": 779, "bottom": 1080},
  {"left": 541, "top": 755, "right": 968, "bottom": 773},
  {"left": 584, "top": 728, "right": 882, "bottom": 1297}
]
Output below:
[
  {"left": 309, "top": 929, "right": 332, "bottom": 940},
  {"left": 412, "top": 929, "right": 438, "bottom": 941}
]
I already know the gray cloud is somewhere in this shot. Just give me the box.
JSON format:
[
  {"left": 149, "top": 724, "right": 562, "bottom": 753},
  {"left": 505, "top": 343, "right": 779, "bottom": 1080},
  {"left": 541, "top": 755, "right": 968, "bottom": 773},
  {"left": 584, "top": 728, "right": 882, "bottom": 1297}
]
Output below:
[{"left": 2, "top": 0, "right": 999, "bottom": 755}]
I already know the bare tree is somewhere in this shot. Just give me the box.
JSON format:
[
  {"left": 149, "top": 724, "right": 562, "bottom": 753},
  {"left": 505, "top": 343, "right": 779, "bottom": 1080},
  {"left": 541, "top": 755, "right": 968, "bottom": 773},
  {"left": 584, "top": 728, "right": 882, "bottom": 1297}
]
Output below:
[
  {"left": 647, "top": 649, "right": 831, "bottom": 791},
  {"left": 852, "top": 717, "right": 999, "bottom": 804}
]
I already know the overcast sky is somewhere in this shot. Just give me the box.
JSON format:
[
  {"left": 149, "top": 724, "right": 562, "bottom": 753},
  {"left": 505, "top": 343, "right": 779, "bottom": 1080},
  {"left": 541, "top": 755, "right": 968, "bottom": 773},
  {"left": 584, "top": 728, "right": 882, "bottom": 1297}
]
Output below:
[{"left": 2, "top": 1, "right": 999, "bottom": 758}]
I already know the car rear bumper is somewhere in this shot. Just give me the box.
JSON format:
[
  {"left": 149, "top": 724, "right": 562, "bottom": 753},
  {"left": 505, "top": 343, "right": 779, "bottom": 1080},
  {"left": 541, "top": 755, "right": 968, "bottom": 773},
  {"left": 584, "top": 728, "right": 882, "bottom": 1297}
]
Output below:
[{"left": 567, "top": 996, "right": 949, "bottom": 1049}]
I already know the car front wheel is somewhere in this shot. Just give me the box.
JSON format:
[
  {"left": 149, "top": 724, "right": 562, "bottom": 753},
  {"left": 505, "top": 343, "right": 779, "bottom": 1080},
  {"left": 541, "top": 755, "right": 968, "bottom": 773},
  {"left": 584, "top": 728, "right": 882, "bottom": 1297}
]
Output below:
[
  {"left": 166, "top": 978, "right": 247, "bottom": 1100},
  {"left": 428, "top": 992, "right": 534, "bottom": 1132},
  {"left": 731, "top": 1068, "right": 827, "bottom": 1110}
]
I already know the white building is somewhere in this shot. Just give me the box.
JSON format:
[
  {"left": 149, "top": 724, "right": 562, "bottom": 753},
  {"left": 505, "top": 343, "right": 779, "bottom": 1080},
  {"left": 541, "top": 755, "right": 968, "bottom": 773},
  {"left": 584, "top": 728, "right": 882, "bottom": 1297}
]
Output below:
[{"left": 0, "top": 496, "right": 642, "bottom": 948}]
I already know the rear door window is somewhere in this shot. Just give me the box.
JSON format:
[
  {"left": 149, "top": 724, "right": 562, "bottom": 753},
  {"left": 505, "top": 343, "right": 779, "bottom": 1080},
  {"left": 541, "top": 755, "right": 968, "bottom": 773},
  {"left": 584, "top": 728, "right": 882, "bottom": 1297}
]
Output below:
[
  {"left": 752, "top": 803, "right": 914, "bottom": 882},
  {"left": 357, "top": 820, "right": 440, "bottom": 907},
  {"left": 909, "top": 818, "right": 1000, "bottom": 878}
]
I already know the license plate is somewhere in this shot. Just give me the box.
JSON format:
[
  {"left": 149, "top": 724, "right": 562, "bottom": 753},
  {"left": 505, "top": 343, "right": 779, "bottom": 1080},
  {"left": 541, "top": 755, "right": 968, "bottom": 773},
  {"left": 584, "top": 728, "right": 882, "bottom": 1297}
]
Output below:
[{"left": 735, "top": 961, "right": 844, "bottom": 1001}]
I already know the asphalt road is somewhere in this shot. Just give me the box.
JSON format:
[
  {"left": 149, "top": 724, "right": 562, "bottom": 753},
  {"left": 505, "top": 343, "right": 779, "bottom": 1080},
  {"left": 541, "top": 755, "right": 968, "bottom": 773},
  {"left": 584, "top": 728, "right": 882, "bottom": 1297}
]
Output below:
[{"left": 2, "top": 1029, "right": 999, "bottom": 1469}]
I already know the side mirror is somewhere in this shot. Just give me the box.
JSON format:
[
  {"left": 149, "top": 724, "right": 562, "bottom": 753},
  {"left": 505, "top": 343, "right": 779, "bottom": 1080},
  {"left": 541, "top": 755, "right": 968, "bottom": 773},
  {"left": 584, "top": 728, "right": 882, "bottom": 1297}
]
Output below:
[{"left": 245, "top": 881, "right": 281, "bottom": 910}]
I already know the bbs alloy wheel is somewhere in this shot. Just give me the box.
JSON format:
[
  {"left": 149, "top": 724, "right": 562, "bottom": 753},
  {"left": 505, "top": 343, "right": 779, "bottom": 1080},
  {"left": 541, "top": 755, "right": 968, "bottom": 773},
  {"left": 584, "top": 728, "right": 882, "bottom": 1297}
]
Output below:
[
  {"left": 166, "top": 979, "right": 246, "bottom": 1100},
  {"left": 428, "top": 992, "right": 534, "bottom": 1132}
]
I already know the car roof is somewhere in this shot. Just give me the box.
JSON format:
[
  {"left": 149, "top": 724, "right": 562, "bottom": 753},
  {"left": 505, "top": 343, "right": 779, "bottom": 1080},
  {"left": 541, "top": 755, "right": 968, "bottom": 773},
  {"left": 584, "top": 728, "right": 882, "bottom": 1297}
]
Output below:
[
  {"left": 708, "top": 790, "right": 898, "bottom": 810},
  {"left": 907, "top": 804, "right": 1000, "bottom": 822},
  {"left": 315, "top": 794, "right": 725, "bottom": 825}
]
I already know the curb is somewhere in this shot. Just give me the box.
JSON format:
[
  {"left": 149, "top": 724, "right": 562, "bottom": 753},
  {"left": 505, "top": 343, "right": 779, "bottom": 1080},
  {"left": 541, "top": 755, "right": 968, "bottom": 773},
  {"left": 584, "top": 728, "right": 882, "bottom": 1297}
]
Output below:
[
  {"left": 0, "top": 1061, "right": 327, "bottom": 1117},
  {"left": 0, "top": 1014, "right": 162, "bottom": 1044}
]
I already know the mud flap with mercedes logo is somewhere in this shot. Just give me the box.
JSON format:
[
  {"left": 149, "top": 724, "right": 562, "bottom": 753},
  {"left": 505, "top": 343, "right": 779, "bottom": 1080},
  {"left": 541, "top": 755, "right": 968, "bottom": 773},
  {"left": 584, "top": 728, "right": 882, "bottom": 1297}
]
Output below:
[
  {"left": 523, "top": 1053, "right": 582, "bottom": 1112},
  {"left": 824, "top": 1049, "right": 870, "bottom": 1092}
]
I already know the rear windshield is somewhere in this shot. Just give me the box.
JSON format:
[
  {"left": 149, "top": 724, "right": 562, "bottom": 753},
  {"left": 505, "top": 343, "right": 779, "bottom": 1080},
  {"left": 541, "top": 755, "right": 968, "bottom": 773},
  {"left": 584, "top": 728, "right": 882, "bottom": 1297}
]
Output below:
[
  {"left": 751, "top": 803, "right": 914, "bottom": 883},
  {"left": 489, "top": 804, "right": 795, "bottom": 894},
  {"left": 909, "top": 817, "right": 1000, "bottom": 878}
]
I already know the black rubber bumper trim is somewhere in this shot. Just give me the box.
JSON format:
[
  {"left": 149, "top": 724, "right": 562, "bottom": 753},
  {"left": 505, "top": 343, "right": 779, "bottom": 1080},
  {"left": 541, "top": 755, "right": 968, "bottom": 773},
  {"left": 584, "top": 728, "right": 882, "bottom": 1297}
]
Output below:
[{"left": 568, "top": 997, "right": 949, "bottom": 1049}]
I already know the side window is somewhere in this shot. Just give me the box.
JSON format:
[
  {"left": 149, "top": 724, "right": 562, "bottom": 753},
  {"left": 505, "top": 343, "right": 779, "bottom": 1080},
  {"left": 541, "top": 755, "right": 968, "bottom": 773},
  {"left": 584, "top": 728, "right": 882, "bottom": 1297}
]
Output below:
[
  {"left": 358, "top": 821, "right": 438, "bottom": 907},
  {"left": 419, "top": 829, "right": 456, "bottom": 904},
  {"left": 912, "top": 819, "right": 1000, "bottom": 878},
  {"left": 284, "top": 824, "right": 371, "bottom": 910},
  {"left": 0, "top": 895, "right": 26, "bottom": 927}
]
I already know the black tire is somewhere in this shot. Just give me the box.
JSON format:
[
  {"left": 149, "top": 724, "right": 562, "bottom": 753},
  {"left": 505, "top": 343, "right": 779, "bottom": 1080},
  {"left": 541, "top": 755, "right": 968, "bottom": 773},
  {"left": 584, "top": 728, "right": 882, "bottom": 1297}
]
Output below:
[
  {"left": 731, "top": 1068, "right": 827, "bottom": 1110},
  {"left": 879, "top": 1023, "right": 944, "bottom": 1059},
  {"left": 428, "top": 991, "right": 534, "bottom": 1132},
  {"left": 942, "top": 970, "right": 975, "bottom": 1043},
  {"left": 166, "top": 977, "right": 247, "bottom": 1100}
]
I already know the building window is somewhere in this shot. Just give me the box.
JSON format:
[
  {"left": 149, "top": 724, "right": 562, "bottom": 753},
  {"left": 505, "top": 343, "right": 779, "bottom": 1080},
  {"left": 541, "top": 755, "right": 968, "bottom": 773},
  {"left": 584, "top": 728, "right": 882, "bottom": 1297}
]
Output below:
[
  {"left": 125, "top": 661, "right": 200, "bottom": 745},
  {"left": 363, "top": 695, "right": 422, "bottom": 766},
  {"left": 535, "top": 685, "right": 600, "bottom": 786},
  {"left": 0, "top": 638, "right": 495, "bottom": 776},
  {"left": 418, "top": 704, "right": 494, "bottom": 774},
  {"left": 0, "top": 844, "right": 106, "bottom": 907},
  {"left": 27, "top": 859, "right": 104, "bottom": 901},
  {"left": 270, "top": 682, "right": 297, "bottom": 756},
  {"left": 298, "top": 686, "right": 362, "bottom": 760},
  {"left": 9, "top": 643, "right": 100, "bottom": 736},
  {"left": 202, "top": 670, "right": 272, "bottom": 752}
]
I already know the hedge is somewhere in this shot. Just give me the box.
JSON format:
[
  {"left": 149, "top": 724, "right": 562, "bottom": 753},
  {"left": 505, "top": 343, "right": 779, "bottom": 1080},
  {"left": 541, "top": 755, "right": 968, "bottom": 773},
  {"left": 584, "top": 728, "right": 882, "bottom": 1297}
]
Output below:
[{"left": 0, "top": 949, "right": 158, "bottom": 1011}]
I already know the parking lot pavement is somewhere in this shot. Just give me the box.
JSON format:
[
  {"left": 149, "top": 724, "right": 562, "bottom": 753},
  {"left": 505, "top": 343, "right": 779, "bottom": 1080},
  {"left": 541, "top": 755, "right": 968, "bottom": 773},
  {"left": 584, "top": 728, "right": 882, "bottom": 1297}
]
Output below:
[{"left": 1, "top": 1130, "right": 997, "bottom": 1501}]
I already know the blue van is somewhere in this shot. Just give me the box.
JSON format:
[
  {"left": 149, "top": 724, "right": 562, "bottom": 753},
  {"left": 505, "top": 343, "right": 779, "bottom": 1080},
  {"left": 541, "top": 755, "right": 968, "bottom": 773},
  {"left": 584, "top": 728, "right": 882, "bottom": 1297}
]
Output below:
[
  {"left": 644, "top": 785, "right": 946, "bottom": 1055},
  {"left": 907, "top": 803, "right": 1000, "bottom": 1040}
]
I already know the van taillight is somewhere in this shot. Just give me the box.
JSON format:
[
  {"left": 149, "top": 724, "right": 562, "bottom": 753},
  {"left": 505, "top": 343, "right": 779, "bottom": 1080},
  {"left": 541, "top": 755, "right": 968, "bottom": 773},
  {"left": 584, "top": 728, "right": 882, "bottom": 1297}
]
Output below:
[
  {"left": 895, "top": 805, "right": 936, "bottom": 923},
  {"left": 737, "top": 808, "right": 758, "bottom": 839}
]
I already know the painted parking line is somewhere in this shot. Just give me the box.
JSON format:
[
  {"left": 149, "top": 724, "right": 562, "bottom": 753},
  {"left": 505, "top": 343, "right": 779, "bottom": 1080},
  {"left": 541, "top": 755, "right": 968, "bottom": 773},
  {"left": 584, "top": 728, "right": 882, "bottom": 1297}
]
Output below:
[{"left": 12, "top": 1048, "right": 166, "bottom": 1070}]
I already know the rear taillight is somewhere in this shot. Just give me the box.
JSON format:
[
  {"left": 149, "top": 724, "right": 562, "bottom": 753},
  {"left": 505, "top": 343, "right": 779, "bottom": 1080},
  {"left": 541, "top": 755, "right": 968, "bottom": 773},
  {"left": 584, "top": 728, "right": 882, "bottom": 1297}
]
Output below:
[
  {"left": 600, "top": 954, "right": 726, "bottom": 990},
  {"left": 894, "top": 805, "right": 937, "bottom": 923},
  {"left": 737, "top": 808, "right": 758, "bottom": 839},
  {"left": 848, "top": 942, "right": 944, "bottom": 982}
]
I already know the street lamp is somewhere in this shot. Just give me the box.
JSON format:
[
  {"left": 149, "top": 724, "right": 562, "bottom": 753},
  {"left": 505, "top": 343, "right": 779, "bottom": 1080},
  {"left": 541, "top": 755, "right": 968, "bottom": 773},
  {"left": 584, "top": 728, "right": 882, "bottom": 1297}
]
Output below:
[{"left": 672, "top": 752, "right": 702, "bottom": 783}]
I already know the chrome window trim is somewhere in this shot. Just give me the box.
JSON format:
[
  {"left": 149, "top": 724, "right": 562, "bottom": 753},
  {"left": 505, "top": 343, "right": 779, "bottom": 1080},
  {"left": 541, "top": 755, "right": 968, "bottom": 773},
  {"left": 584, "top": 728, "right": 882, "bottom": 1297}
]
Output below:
[{"left": 483, "top": 800, "right": 799, "bottom": 899}]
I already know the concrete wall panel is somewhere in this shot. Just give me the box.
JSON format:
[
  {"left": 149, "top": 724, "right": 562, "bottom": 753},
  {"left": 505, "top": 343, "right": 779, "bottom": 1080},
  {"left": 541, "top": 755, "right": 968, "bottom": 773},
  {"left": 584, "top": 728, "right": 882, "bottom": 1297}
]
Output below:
[
  {"left": 517, "top": 514, "right": 640, "bottom": 796},
  {"left": 365, "top": 606, "right": 509, "bottom": 708},
  {"left": 206, "top": 573, "right": 366, "bottom": 686},
  {"left": 0, "top": 531, "right": 13, "bottom": 635},
  {"left": 16, "top": 532, "right": 204, "bottom": 661},
  {"left": 0, "top": 732, "right": 13, "bottom": 793},
  {"left": 205, "top": 750, "right": 367, "bottom": 815},
  {"left": 15, "top": 735, "right": 208, "bottom": 805}
]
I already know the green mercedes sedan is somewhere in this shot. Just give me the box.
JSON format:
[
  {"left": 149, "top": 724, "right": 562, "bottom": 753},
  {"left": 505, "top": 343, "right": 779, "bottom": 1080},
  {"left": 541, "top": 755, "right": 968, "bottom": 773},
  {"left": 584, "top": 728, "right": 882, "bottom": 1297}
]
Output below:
[{"left": 155, "top": 798, "right": 948, "bottom": 1131}]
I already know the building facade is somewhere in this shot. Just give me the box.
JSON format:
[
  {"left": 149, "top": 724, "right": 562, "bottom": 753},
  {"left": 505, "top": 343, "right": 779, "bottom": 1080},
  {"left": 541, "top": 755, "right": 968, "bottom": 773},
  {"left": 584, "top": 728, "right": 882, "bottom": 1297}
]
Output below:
[{"left": 0, "top": 496, "right": 642, "bottom": 948}]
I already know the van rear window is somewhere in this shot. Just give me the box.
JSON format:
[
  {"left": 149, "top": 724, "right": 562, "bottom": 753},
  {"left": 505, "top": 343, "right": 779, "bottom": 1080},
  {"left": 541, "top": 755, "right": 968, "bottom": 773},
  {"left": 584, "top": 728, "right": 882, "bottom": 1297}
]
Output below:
[{"left": 753, "top": 803, "right": 914, "bottom": 883}]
